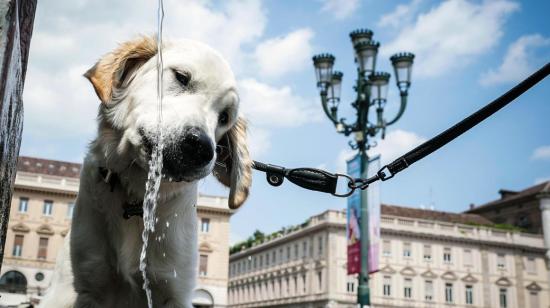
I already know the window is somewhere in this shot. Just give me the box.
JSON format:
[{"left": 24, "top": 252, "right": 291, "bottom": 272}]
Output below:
[
  {"left": 499, "top": 288, "right": 507, "bottom": 308},
  {"left": 404, "top": 278, "right": 412, "bottom": 298},
  {"left": 67, "top": 202, "right": 75, "bottom": 218},
  {"left": 464, "top": 249, "right": 473, "bottom": 266},
  {"left": 285, "top": 277, "right": 289, "bottom": 295},
  {"left": 302, "top": 274, "right": 307, "bottom": 293},
  {"left": 43, "top": 200, "right": 53, "bottom": 216},
  {"left": 530, "top": 292, "right": 539, "bottom": 308},
  {"left": 403, "top": 242, "right": 412, "bottom": 258},
  {"left": 12, "top": 235, "right": 23, "bottom": 257},
  {"left": 423, "top": 245, "right": 432, "bottom": 261},
  {"left": 526, "top": 257, "right": 536, "bottom": 273},
  {"left": 465, "top": 285, "right": 473, "bottom": 305},
  {"left": 259, "top": 254, "right": 263, "bottom": 268},
  {"left": 302, "top": 241, "right": 307, "bottom": 258},
  {"left": 309, "top": 239, "right": 314, "bottom": 257},
  {"left": 497, "top": 253, "right": 506, "bottom": 269},
  {"left": 37, "top": 237, "right": 48, "bottom": 260},
  {"left": 266, "top": 253, "right": 270, "bottom": 266},
  {"left": 443, "top": 247, "right": 452, "bottom": 263},
  {"left": 383, "top": 276, "right": 391, "bottom": 296},
  {"left": 293, "top": 276, "right": 297, "bottom": 295},
  {"left": 425, "top": 280, "right": 433, "bottom": 301},
  {"left": 200, "top": 218, "right": 210, "bottom": 233},
  {"left": 272, "top": 251, "right": 276, "bottom": 263},
  {"left": 199, "top": 254, "right": 208, "bottom": 276},
  {"left": 445, "top": 283, "right": 453, "bottom": 303},
  {"left": 317, "top": 271, "right": 323, "bottom": 291},
  {"left": 287, "top": 246, "right": 291, "bottom": 260},
  {"left": 347, "top": 281, "right": 355, "bottom": 293},
  {"left": 294, "top": 244, "right": 299, "bottom": 259},
  {"left": 318, "top": 236, "right": 323, "bottom": 256},
  {"left": 279, "top": 248, "right": 283, "bottom": 263},
  {"left": 383, "top": 240, "right": 391, "bottom": 257},
  {"left": 18, "top": 197, "right": 28, "bottom": 213},
  {"left": 253, "top": 256, "right": 257, "bottom": 269}
]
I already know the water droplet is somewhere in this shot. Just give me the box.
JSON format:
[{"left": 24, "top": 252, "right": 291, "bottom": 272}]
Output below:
[
  {"left": 173, "top": 269, "right": 177, "bottom": 278},
  {"left": 166, "top": 221, "right": 170, "bottom": 228},
  {"left": 174, "top": 213, "right": 178, "bottom": 217},
  {"left": 163, "top": 252, "right": 166, "bottom": 258}
]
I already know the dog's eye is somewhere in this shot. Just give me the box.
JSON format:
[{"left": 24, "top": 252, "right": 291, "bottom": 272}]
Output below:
[
  {"left": 218, "top": 110, "right": 229, "bottom": 126},
  {"left": 174, "top": 71, "right": 191, "bottom": 87}
]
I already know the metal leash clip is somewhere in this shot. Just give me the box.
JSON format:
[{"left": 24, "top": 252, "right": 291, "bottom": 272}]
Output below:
[{"left": 252, "top": 161, "right": 370, "bottom": 198}]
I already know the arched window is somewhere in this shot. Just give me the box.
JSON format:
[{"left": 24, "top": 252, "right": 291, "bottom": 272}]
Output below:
[{"left": 0, "top": 271, "right": 27, "bottom": 294}]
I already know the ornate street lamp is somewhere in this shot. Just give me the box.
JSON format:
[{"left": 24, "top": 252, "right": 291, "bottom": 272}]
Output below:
[{"left": 312, "top": 28, "right": 414, "bottom": 307}]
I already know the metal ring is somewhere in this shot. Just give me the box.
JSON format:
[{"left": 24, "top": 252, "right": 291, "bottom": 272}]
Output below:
[{"left": 332, "top": 173, "right": 356, "bottom": 198}]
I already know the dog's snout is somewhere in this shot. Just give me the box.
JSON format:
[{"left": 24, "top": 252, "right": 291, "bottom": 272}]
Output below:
[{"left": 180, "top": 127, "right": 214, "bottom": 167}]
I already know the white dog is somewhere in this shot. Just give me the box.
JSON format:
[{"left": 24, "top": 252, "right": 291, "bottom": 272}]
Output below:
[{"left": 39, "top": 36, "right": 252, "bottom": 308}]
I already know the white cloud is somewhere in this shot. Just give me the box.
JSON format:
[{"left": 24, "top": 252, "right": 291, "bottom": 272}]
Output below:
[
  {"left": 247, "top": 128, "right": 271, "bottom": 158},
  {"left": 369, "top": 129, "right": 426, "bottom": 164},
  {"left": 321, "top": 0, "right": 360, "bottom": 20},
  {"left": 532, "top": 145, "right": 550, "bottom": 161},
  {"left": 238, "top": 78, "right": 322, "bottom": 127},
  {"left": 164, "top": 0, "right": 267, "bottom": 70},
  {"left": 254, "top": 28, "right": 314, "bottom": 78},
  {"left": 480, "top": 34, "right": 550, "bottom": 86},
  {"left": 377, "top": 0, "right": 423, "bottom": 29},
  {"left": 381, "top": 0, "right": 519, "bottom": 78}
]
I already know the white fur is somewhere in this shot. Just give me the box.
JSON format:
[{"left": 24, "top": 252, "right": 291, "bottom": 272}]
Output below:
[{"left": 39, "top": 39, "right": 242, "bottom": 308}]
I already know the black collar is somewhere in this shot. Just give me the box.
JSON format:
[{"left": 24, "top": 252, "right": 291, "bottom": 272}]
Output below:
[{"left": 98, "top": 167, "right": 143, "bottom": 219}]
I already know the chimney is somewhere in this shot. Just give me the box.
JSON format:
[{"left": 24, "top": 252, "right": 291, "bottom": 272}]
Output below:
[
  {"left": 469, "top": 203, "right": 475, "bottom": 210},
  {"left": 499, "top": 189, "right": 518, "bottom": 199}
]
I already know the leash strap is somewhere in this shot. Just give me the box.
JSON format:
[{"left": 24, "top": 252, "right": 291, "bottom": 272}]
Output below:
[{"left": 252, "top": 62, "right": 550, "bottom": 197}]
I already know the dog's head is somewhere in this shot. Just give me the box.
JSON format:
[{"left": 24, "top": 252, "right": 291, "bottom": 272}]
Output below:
[{"left": 85, "top": 36, "right": 251, "bottom": 209}]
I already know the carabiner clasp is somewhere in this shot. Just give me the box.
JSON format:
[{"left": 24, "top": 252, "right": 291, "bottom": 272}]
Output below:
[{"left": 332, "top": 173, "right": 356, "bottom": 197}]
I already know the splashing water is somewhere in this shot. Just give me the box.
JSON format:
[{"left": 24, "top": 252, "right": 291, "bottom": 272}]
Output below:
[{"left": 139, "top": 0, "right": 165, "bottom": 307}]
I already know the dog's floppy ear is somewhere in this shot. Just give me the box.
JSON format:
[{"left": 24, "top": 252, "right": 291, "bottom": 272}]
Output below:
[
  {"left": 213, "top": 117, "right": 252, "bottom": 209},
  {"left": 84, "top": 36, "right": 157, "bottom": 104}
]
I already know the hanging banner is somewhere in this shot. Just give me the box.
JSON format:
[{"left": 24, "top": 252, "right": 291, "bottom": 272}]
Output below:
[
  {"left": 346, "top": 154, "right": 381, "bottom": 275},
  {"left": 346, "top": 154, "right": 361, "bottom": 274}
]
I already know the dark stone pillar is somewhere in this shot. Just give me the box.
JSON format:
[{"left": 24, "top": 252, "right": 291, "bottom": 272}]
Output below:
[{"left": 0, "top": 0, "right": 37, "bottom": 271}]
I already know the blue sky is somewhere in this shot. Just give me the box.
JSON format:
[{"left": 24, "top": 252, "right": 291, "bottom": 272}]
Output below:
[{"left": 20, "top": 0, "right": 550, "bottom": 244}]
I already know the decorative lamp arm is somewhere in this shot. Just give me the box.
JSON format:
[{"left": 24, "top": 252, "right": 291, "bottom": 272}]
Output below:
[
  {"left": 385, "top": 91, "right": 408, "bottom": 126},
  {"left": 320, "top": 92, "right": 339, "bottom": 124}
]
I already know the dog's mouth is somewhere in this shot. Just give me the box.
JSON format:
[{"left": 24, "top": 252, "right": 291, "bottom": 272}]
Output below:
[{"left": 160, "top": 167, "right": 211, "bottom": 183}]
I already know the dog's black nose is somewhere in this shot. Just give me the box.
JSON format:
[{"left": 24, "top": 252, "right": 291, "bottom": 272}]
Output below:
[{"left": 179, "top": 127, "right": 214, "bottom": 167}]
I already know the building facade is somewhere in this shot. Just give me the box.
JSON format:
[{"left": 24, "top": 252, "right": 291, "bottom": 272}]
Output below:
[
  {"left": 0, "top": 156, "right": 233, "bottom": 307},
  {"left": 466, "top": 181, "right": 550, "bottom": 262},
  {"left": 228, "top": 204, "right": 550, "bottom": 308}
]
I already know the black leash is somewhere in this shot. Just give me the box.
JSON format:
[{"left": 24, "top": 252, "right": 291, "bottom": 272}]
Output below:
[{"left": 252, "top": 62, "right": 550, "bottom": 197}]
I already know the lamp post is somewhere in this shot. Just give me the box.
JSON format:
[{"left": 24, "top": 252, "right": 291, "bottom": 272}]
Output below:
[{"left": 312, "top": 29, "right": 414, "bottom": 307}]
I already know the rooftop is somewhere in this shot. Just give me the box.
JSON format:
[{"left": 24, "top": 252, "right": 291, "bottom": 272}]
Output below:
[
  {"left": 17, "top": 156, "right": 81, "bottom": 178},
  {"left": 383, "top": 204, "right": 492, "bottom": 225},
  {"left": 230, "top": 204, "right": 496, "bottom": 255},
  {"left": 465, "top": 181, "right": 550, "bottom": 213}
]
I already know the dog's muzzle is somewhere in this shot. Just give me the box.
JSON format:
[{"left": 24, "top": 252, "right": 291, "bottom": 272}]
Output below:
[{"left": 140, "top": 126, "right": 214, "bottom": 181}]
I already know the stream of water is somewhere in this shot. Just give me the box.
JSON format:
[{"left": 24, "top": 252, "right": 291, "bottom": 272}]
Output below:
[{"left": 139, "top": 0, "right": 165, "bottom": 307}]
